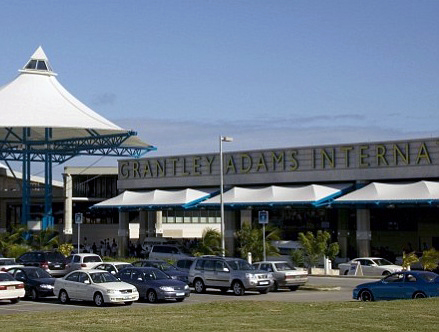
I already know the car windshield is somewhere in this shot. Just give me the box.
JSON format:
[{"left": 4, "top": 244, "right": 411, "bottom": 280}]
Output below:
[
  {"left": 144, "top": 269, "right": 170, "bottom": 280},
  {"left": 227, "top": 260, "right": 254, "bottom": 271},
  {"left": 418, "top": 272, "right": 439, "bottom": 283},
  {"left": 115, "top": 264, "right": 131, "bottom": 270},
  {"left": 83, "top": 256, "right": 102, "bottom": 263},
  {"left": 372, "top": 258, "right": 393, "bottom": 266},
  {"left": 0, "top": 273, "right": 15, "bottom": 281},
  {"left": 27, "top": 269, "right": 52, "bottom": 279},
  {"left": 0, "top": 259, "right": 15, "bottom": 265},
  {"left": 275, "top": 262, "right": 295, "bottom": 271},
  {"left": 90, "top": 272, "right": 119, "bottom": 283}
]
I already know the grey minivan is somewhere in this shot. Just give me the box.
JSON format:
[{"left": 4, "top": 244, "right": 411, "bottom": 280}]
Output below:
[{"left": 188, "top": 256, "right": 272, "bottom": 295}]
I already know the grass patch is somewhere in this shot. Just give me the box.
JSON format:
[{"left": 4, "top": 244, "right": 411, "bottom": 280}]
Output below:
[{"left": 1, "top": 298, "right": 438, "bottom": 331}]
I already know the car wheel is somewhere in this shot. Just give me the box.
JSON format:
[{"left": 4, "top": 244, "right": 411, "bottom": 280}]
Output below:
[
  {"left": 59, "top": 290, "right": 70, "bottom": 304},
  {"left": 147, "top": 290, "right": 158, "bottom": 303},
  {"left": 124, "top": 301, "right": 134, "bottom": 305},
  {"left": 289, "top": 286, "right": 299, "bottom": 291},
  {"left": 31, "top": 288, "right": 39, "bottom": 301},
  {"left": 194, "top": 279, "right": 206, "bottom": 294},
  {"left": 382, "top": 271, "right": 391, "bottom": 276},
  {"left": 232, "top": 281, "right": 245, "bottom": 296},
  {"left": 10, "top": 298, "right": 20, "bottom": 304},
  {"left": 272, "top": 281, "right": 279, "bottom": 292},
  {"left": 359, "top": 289, "right": 374, "bottom": 302},
  {"left": 176, "top": 298, "right": 185, "bottom": 302},
  {"left": 94, "top": 292, "right": 105, "bottom": 307},
  {"left": 259, "top": 288, "right": 269, "bottom": 294},
  {"left": 413, "top": 292, "right": 427, "bottom": 299}
]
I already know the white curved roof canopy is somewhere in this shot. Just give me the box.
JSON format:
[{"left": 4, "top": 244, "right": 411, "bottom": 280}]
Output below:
[
  {"left": 0, "top": 47, "right": 151, "bottom": 149},
  {"left": 334, "top": 181, "right": 439, "bottom": 204}
]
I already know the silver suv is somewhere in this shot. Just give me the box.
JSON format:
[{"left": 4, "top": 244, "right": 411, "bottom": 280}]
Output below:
[{"left": 188, "top": 256, "right": 272, "bottom": 295}]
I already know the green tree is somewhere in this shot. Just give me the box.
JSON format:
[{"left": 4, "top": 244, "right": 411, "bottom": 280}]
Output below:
[
  {"left": 235, "top": 223, "right": 281, "bottom": 262},
  {"left": 0, "top": 225, "right": 28, "bottom": 257},
  {"left": 191, "top": 228, "right": 223, "bottom": 256},
  {"left": 401, "top": 251, "right": 419, "bottom": 270},
  {"left": 28, "top": 229, "right": 59, "bottom": 250},
  {"left": 421, "top": 248, "right": 439, "bottom": 271},
  {"left": 297, "top": 230, "right": 339, "bottom": 268}
]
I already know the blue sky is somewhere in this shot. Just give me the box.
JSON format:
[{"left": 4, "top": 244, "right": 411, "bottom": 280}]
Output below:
[{"left": 1, "top": 1, "right": 438, "bottom": 177}]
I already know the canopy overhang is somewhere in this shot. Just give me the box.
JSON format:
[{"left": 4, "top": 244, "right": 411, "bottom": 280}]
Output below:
[
  {"left": 199, "top": 184, "right": 351, "bottom": 208},
  {"left": 92, "top": 188, "right": 217, "bottom": 210},
  {"left": 333, "top": 181, "right": 439, "bottom": 207}
]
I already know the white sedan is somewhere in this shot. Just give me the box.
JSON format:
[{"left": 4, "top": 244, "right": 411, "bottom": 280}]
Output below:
[
  {"left": 54, "top": 269, "right": 139, "bottom": 306},
  {"left": 338, "top": 257, "right": 402, "bottom": 276},
  {"left": 0, "top": 272, "right": 25, "bottom": 304}
]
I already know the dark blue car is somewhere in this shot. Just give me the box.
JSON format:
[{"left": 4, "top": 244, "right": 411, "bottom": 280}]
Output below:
[
  {"left": 353, "top": 271, "right": 439, "bottom": 301},
  {"left": 132, "top": 260, "right": 189, "bottom": 284},
  {"left": 118, "top": 267, "right": 190, "bottom": 303},
  {"left": 6, "top": 266, "right": 55, "bottom": 300}
]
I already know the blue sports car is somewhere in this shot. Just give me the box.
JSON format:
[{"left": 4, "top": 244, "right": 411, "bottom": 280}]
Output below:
[{"left": 353, "top": 271, "right": 439, "bottom": 301}]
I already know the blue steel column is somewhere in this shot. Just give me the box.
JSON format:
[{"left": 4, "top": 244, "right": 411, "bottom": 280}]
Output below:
[
  {"left": 21, "top": 128, "right": 31, "bottom": 225},
  {"left": 44, "top": 128, "right": 53, "bottom": 230}
]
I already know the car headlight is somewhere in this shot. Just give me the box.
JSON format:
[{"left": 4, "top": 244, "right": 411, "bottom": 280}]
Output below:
[
  {"left": 268, "top": 272, "right": 274, "bottom": 279},
  {"left": 39, "top": 284, "right": 54, "bottom": 289},
  {"left": 245, "top": 273, "right": 257, "bottom": 279},
  {"left": 171, "top": 276, "right": 178, "bottom": 279},
  {"left": 106, "top": 289, "right": 117, "bottom": 294},
  {"left": 184, "top": 285, "right": 189, "bottom": 290},
  {"left": 159, "top": 286, "right": 175, "bottom": 292}
]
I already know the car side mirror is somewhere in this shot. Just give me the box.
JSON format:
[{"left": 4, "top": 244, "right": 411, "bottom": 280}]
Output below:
[
  {"left": 16, "top": 276, "right": 26, "bottom": 281},
  {"left": 110, "top": 271, "right": 116, "bottom": 275},
  {"left": 84, "top": 279, "right": 90, "bottom": 284},
  {"left": 223, "top": 267, "right": 230, "bottom": 272}
]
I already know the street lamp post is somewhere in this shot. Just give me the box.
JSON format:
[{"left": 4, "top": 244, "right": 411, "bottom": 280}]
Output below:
[{"left": 220, "top": 135, "right": 233, "bottom": 257}]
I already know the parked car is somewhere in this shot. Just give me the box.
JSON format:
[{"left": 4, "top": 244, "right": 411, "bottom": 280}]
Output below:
[
  {"left": 338, "top": 257, "right": 402, "bottom": 276},
  {"left": 0, "top": 271, "right": 25, "bottom": 304},
  {"left": 118, "top": 266, "right": 190, "bottom": 303},
  {"left": 0, "top": 258, "right": 23, "bottom": 272},
  {"left": 253, "top": 261, "right": 308, "bottom": 291},
  {"left": 65, "top": 253, "right": 103, "bottom": 273},
  {"left": 6, "top": 267, "right": 55, "bottom": 300},
  {"left": 188, "top": 256, "right": 272, "bottom": 295},
  {"left": 16, "top": 251, "right": 67, "bottom": 277},
  {"left": 54, "top": 269, "right": 139, "bottom": 306},
  {"left": 94, "top": 262, "right": 133, "bottom": 275},
  {"left": 148, "top": 245, "right": 192, "bottom": 262},
  {"left": 133, "top": 260, "right": 188, "bottom": 283},
  {"left": 175, "top": 257, "right": 196, "bottom": 273},
  {"left": 353, "top": 271, "right": 439, "bottom": 301}
]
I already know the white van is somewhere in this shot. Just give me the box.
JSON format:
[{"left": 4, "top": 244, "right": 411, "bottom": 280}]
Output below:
[{"left": 148, "top": 245, "right": 192, "bottom": 262}]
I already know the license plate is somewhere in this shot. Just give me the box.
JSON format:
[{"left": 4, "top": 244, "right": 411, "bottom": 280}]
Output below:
[
  {"left": 7, "top": 286, "right": 14, "bottom": 290},
  {"left": 259, "top": 281, "right": 269, "bottom": 286},
  {"left": 176, "top": 292, "right": 185, "bottom": 296},
  {"left": 54, "top": 265, "right": 60, "bottom": 268}
]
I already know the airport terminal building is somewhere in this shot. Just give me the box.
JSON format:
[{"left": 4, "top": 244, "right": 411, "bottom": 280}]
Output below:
[{"left": 69, "top": 136, "right": 439, "bottom": 259}]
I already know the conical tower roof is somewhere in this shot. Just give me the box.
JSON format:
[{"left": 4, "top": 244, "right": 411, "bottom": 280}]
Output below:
[{"left": 0, "top": 47, "right": 152, "bottom": 148}]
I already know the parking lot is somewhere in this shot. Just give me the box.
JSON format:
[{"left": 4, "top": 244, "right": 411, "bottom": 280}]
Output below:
[{"left": 0, "top": 276, "right": 376, "bottom": 315}]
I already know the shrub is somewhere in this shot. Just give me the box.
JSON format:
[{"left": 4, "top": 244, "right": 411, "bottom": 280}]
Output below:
[
  {"left": 59, "top": 243, "right": 74, "bottom": 257},
  {"left": 401, "top": 251, "right": 419, "bottom": 270},
  {"left": 421, "top": 248, "right": 439, "bottom": 271}
]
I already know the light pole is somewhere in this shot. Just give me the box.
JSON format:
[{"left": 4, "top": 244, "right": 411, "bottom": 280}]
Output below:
[{"left": 220, "top": 135, "right": 233, "bottom": 257}]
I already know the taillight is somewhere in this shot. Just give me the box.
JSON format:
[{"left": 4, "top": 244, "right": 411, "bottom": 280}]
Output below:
[
  {"left": 81, "top": 264, "right": 87, "bottom": 267},
  {"left": 0, "top": 285, "right": 6, "bottom": 290},
  {"left": 0, "top": 268, "right": 6, "bottom": 272},
  {"left": 41, "top": 262, "right": 49, "bottom": 269},
  {"left": 16, "top": 284, "right": 25, "bottom": 289}
]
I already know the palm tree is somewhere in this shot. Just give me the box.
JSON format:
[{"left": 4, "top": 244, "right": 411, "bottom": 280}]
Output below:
[
  {"left": 28, "top": 229, "right": 59, "bottom": 250},
  {"left": 0, "top": 225, "right": 28, "bottom": 257},
  {"left": 235, "top": 223, "right": 281, "bottom": 262},
  {"left": 191, "top": 228, "right": 222, "bottom": 256}
]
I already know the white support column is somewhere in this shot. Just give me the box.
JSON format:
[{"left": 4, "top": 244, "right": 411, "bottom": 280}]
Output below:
[
  {"left": 63, "top": 173, "right": 73, "bottom": 242},
  {"left": 356, "top": 209, "right": 371, "bottom": 257}
]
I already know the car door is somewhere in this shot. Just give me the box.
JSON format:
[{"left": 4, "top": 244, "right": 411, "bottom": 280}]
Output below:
[
  {"left": 359, "top": 259, "right": 374, "bottom": 276},
  {"left": 202, "top": 260, "right": 216, "bottom": 286},
  {"left": 378, "top": 273, "right": 405, "bottom": 299},
  {"left": 76, "top": 272, "right": 92, "bottom": 301},
  {"left": 63, "top": 272, "right": 80, "bottom": 299},
  {"left": 130, "top": 270, "right": 146, "bottom": 296},
  {"left": 214, "top": 260, "right": 230, "bottom": 287}
]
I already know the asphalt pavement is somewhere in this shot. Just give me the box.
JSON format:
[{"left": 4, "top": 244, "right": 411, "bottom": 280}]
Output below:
[{"left": 0, "top": 276, "right": 378, "bottom": 315}]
